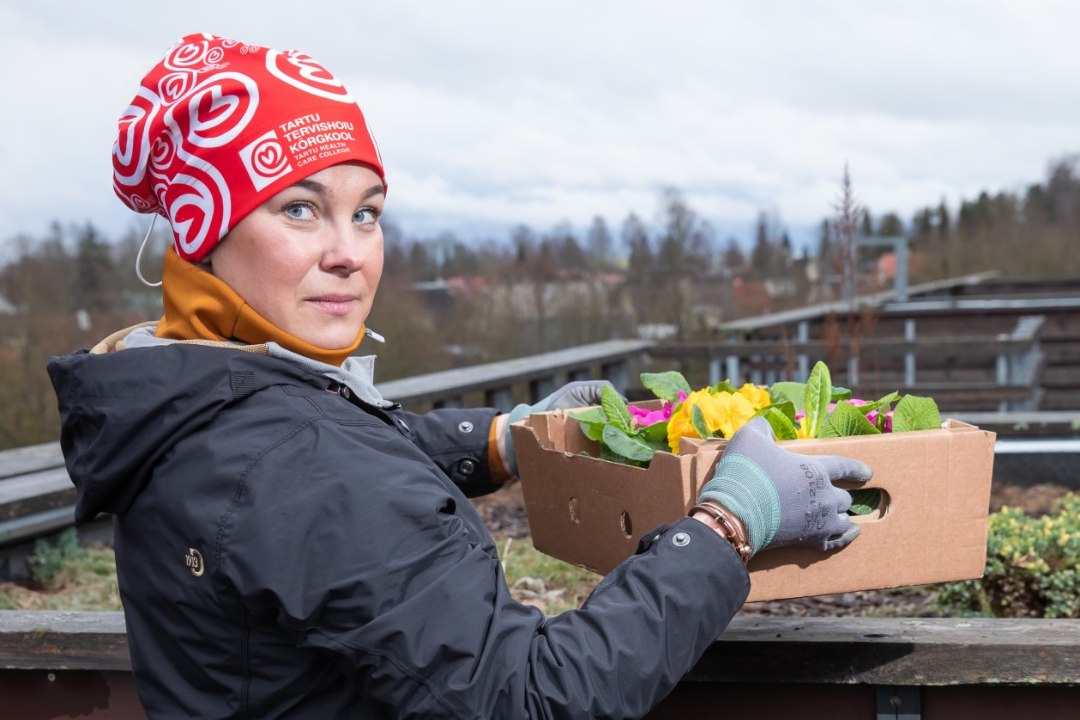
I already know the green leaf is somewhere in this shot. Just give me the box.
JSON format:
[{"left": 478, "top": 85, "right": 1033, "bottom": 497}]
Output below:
[
  {"left": 601, "top": 424, "right": 657, "bottom": 463},
  {"left": 570, "top": 408, "right": 608, "bottom": 441},
  {"left": 819, "top": 401, "right": 881, "bottom": 438},
  {"left": 760, "top": 407, "right": 798, "bottom": 440},
  {"left": 893, "top": 395, "right": 941, "bottom": 432},
  {"left": 771, "top": 382, "right": 806, "bottom": 411},
  {"left": 601, "top": 384, "right": 632, "bottom": 433},
  {"left": 710, "top": 379, "right": 739, "bottom": 394},
  {"left": 849, "top": 489, "right": 882, "bottom": 516},
  {"left": 803, "top": 361, "right": 832, "bottom": 438},
  {"left": 857, "top": 392, "right": 901, "bottom": 416},
  {"left": 831, "top": 386, "right": 853, "bottom": 402},
  {"left": 639, "top": 420, "right": 669, "bottom": 445},
  {"left": 577, "top": 419, "right": 606, "bottom": 442},
  {"left": 757, "top": 400, "right": 796, "bottom": 421},
  {"left": 640, "top": 371, "right": 692, "bottom": 402},
  {"left": 569, "top": 407, "right": 607, "bottom": 423},
  {"left": 691, "top": 403, "right": 710, "bottom": 439},
  {"left": 769, "top": 388, "right": 791, "bottom": 406}
]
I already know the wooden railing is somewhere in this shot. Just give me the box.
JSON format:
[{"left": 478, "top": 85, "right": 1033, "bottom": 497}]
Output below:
[
  {"left": 1, "top": 611, "right": 1077, "bottom": 719},
  {"left": 654, "top": 314, "right": 1053, "bottom": 413}
]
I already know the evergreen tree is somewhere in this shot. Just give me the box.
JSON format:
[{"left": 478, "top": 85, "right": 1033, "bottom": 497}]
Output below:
[{"left": 585, "top": 216, "right": 613, "bottom": 272}]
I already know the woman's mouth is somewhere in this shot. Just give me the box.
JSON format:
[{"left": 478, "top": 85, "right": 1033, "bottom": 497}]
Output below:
[{"left": 308, "top": 295, "right": 358, "bottom": 315}]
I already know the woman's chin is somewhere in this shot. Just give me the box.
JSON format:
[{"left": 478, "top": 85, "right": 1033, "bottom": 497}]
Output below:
[{"left": 294, "top": 324, "right": 364, "bottom": 350}]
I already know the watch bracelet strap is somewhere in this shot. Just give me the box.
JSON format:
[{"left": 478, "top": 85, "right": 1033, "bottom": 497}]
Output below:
[{"left": 689, "top": 501, "right": 752, "bottom": 564}]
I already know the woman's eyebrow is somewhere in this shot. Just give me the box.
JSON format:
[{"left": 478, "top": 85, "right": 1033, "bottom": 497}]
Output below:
[
  {"left": 291, "top": 180, "right": 384, "bottom": 201},
  {"left": 362, "top": 183, "right": 385, "bottom": 200},
  {"left": 293, "top": 178, "right": 326, "bottom": 194}
]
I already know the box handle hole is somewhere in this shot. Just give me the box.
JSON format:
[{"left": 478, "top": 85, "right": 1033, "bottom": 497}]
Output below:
[
  {"left": 849, "top": 489, "right": 890, "bottom": 521},
  {"left": 568, "top": 497, "right": 581, "bottom": 524},
  {"left": 619, "top": 511, "right": 633, "bottom": 538}
]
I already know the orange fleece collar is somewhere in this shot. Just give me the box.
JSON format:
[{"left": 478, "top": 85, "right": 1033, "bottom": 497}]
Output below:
[{"left": 154, "top": 248, "right": 363, "bottom": 366}]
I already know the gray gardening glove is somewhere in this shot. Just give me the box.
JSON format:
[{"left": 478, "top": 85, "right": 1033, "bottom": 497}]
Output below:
[
  {"left": 697, "top": 416, "right": 873, "bottom": 557},
  {"left": 503, "top": 380, "right": 615, "bottom": 476}
]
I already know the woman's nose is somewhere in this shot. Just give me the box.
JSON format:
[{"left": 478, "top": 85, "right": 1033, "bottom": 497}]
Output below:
[{"left": 321, "top": 222, "right": 371, "bottom": 275}]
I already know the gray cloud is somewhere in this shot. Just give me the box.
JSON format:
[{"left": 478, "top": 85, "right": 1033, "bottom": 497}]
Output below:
[{"left": 2, "top": 0, "right": 1077, "bottom": 251}]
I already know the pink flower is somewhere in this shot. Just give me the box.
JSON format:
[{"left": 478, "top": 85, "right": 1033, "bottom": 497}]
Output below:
[{"left": 629, "top": 401, "right": 675, "bottom": 428}]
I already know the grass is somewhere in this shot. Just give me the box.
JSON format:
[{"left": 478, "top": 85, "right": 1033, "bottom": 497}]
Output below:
[
  {"left": 3, "top": 529, "right": 601, "bottom": 616},
  {"left": 0, "top": 529, "right": 122, "bottom": 611},
  {"left": 496, "top": 536, "right": 601, "bottom": 615}
]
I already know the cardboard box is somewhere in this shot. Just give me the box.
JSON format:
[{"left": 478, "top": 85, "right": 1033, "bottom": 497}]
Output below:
[{"left": 510, "top": 412, "right": 995, "bottom": 602}]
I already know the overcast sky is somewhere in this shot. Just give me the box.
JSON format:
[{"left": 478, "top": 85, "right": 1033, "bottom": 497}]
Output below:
[{"left": 2, "top": 0, "right": 1077, "bottom": 256}]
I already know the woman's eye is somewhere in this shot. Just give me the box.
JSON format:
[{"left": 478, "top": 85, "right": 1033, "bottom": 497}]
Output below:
[
  {"left": 354, "top": 207, "right": 380, "bottom": 225},
  {"left": 285, "top": 203, "right": 314, "bottom": 220}
]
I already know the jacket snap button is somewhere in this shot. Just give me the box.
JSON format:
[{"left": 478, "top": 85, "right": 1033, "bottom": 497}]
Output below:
[
  {"left": 459, "top": 459, "right": 476, "bottom": 475},
  {"left": 672, "top": 532, "right": 691, "bottom": 547},
  {"left": 341, "top": 387, "right": 351, "bottom": 399},
  {"left": 458, "top": 421, "right": 474, "bottom": 433}
]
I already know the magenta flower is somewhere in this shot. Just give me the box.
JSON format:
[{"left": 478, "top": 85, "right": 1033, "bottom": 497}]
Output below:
[
  {"left": 796, "top": 399, "right": 895, "bottom": 432},
  {"left": 629, "top": 401, "right": 676, "bottom": 428}
]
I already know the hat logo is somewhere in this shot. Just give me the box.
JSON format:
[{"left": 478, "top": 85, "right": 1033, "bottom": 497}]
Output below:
[{"left": 240, "top": 130, "right": 293, "bottom": 190}]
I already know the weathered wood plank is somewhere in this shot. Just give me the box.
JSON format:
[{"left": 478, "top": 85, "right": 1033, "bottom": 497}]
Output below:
[
  {"left": 4, "top": 612, "right": 1079, "bottom": 687},
  {"left": 0, "top": 443, "right": 64, "bottom": 481},
  {"left": 376, "top": 338, "right": 655, "bottom": 403},
  {"left": 0, "top": 468, "right": 77, "bottom": 521},
  {"left": 0, "top": 612, "right": 130, "bottom": 671},
  {"left": 693, "top": 617, "right": 1080, "bottom": 685}
]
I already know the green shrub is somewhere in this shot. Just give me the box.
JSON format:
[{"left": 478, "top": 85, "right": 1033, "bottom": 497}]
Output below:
[
  {"left": 937, "top": 493, "right": 1080, "bottom": 618},
  {"left": 28, "top": 527, "right": 84, "bottom": 586}
]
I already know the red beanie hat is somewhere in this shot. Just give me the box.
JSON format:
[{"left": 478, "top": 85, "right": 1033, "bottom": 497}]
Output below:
[{"left": 113, "top": 32, "right": 385, "bottom": 262}]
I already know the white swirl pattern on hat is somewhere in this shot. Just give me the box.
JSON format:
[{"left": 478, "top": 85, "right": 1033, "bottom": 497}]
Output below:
[{"left": 113, "top": 33, "right": 385, "bottom": 261}]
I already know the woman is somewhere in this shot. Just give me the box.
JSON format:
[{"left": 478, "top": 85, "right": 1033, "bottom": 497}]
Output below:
[{"left": 48, "top": 33, "right": 870, "bottom": 719}]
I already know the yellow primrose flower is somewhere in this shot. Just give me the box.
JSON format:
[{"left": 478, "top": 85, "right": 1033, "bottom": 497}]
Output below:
[
  {"left": 701, "top": 391, "right": 756, "bottom": 439},
  {"left": 738, "top": 383, "right": 772, "bottom": 410},
  {"left": 666, "top": 389, "right": 713, "bottom": 453}
]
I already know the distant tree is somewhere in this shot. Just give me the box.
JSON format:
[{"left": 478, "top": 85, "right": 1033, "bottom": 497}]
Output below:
[
  {"left": 720, "top": 237, "right": 745, "bottom": 275},
  {"left": 381, "top": 219, "right": 410, "bottom": 278},
  {"left": 547, "top": 221, "right": 588, "bottom": 275},
  {"left": 408, "top": 242, "right": 433, "bottom": 281},
  {"left": 832, "top": 164, "right": 863, "bottom": 303},
  {"left": 877, "top": 212, "right": 904, "bottom": 237},
  {"left": 622, "top": 213, "right": 651, "bottom": 283},
  {"left": 585, "top": 216, "right": 613, "bottom": 271},
  {"left": 749, "top": 211, "right": 775, "bottom": 280},
  {"left": 860, "top": 209, "right": 874, "bottom": 238}
]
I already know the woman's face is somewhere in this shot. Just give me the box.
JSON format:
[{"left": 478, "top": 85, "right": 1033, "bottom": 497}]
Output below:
[{"left": 209, "top": 162, "right": 385, "bottom": 349}]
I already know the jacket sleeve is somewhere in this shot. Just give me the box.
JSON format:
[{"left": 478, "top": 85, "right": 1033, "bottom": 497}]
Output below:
[
  {"left": 219, "top": 415, "right": 750, "bottom": 720},
  {"left": 397, "top": 407, "right": 505, "bottom": 497}
]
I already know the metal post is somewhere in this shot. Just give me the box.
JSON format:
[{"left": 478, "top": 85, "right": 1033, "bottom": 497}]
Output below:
[
  {"left": 530, "top": 377, "right": 557, "bottom": 404},
  {"left": 904, "top": 319, "right": 916, "bottom": 387},
  {"left": 709, "top": 358, "right": 722, "bottom": 386},
  {"left": 725, "top": 355, "right": 741, "bottom": 385},
  {"left": 895, "top": 239, "right": 909, "bottom": 302},
  {"left": 848, "top": 355, "right": 859, "bottom": 388},
  {"left": 796, "top": 321, "right": 809, "bottom": 380},
  {"left": 600, "top": 362, "right": 629, "bottom": 396},
  {"left": 567, "top": 368, "right": 591, "bottom": 383},
  {"left": 876, "top": 685, "right": 921, "bottom": 720},
  {"left": 855, "top": 234, "right": 909, "bottom": 303},
  {"left": 485, "top": 387, "right": 515, "bottom": 412}
]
